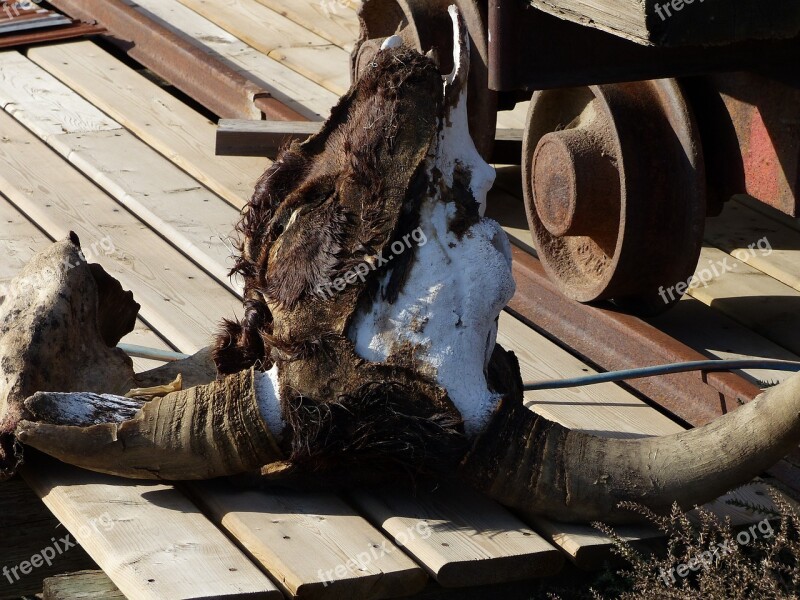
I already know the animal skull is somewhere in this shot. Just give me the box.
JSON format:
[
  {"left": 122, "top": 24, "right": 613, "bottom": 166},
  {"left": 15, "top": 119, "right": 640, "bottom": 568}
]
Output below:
[{"left": 5, "top": 8, "right": 800, "bottom": 524}]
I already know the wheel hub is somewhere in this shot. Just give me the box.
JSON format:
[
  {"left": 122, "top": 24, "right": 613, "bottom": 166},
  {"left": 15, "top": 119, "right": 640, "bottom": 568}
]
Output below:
[
  {"left": 531, "top": 128, "right": 618, "bottom": 238},
  {"left": 522, "top": 81, "right": 707, "bottom": 314}
]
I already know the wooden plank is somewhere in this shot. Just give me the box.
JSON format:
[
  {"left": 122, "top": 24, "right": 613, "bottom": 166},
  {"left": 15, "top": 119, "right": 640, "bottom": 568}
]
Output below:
[
  {"left": 528, "top": 0, "right": 800, "bottom": 47},
  {"left": 687, "top": 245, "right": 800, "bottom": 356},
  {"left": 705, "top": 198, "right": 800, "bottom": 294},
  {"left": 253, "top": 0, "right": 360, "bottom": 52},
  {"left": 50, "top": 130, "right": 243, "bottom": 296},
  {"left": 350, "top": 485, "right": 563, "bottom": 587},
  {"left": 27, "top": 41, "right": 267, "bottom": 209},
  {"left": 22, "top": 455, "right": 281, "bottom": 600},
  {"left": 649, "top": 296, "right": 800, "bottom": 387},
  {"left": 43, "top": 570, "right": 125, "bottom": 600},
  {"left": 0, "top": 51, "right": 244, "bottom": 295},
  {"left": 0, "top": 51, "right": 120, "bottom": 139},
  {"left": 124, "top": 0, "right": 338, "bottom": 120},
  {"left": 189, "top": 481, "right": 428, "bottom": 600},
  {"left": 0, "top": 478, "right": 96, "bottom": 598},
  {"left": 0, "top": 109, "right": 241, "bottom": 353},
  {"left": 176, "top": 0, "right": 351, "bottom": 96},
  {"left": 0, "top": 196, "right": 48, "bottom": 283},
  {"left": 738, "top": 194, "right": 800, "bottom": 235},
  {"left": 495, "top": 100, "right": 529, "bottom": 130},
  {"left": 216, "top": 119, "right": 522, "bottom": 166},
  {"left": 216, "top": 119, "right": 321, "bottom": 158}
]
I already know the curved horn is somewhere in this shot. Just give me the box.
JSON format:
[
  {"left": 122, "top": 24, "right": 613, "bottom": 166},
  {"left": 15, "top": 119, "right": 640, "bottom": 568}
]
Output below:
[
  {"left": 17, "top": 368, "right": 282, "bottom": 480},
  {"left": 463, "top": 370, "right": 800, "bottom": 524},
  {"left": 443, "top": 5, "right": 469, "bottom": 106}
]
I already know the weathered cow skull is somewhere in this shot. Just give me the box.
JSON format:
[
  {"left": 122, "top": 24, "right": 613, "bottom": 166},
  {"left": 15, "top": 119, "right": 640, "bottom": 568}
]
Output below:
[{"left": 5, "top": 8, "right": 800, "bottom": 524}]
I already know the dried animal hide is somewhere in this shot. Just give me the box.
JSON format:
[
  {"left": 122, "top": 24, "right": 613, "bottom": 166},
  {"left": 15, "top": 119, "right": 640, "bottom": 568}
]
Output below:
[
  {"left": 0, "top": 234, "right": 139, "bottom": 479},
  {"left": 214, "top": 47, "right": 474, "bottom": 484}
]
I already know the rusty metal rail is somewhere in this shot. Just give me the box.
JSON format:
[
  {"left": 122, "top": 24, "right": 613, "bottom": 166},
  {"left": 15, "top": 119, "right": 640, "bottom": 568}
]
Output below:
[
  {"left": 507, "top": 245, "right": 761, "bottom": 427},
  {"left": 48, "top": 0, "right": 308, "bottom": 121}
]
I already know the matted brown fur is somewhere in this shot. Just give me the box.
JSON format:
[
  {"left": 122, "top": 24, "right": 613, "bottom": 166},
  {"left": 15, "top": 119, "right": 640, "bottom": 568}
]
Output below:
[{"left": 213, "top": 47, "right": 478, "bottom": 482}]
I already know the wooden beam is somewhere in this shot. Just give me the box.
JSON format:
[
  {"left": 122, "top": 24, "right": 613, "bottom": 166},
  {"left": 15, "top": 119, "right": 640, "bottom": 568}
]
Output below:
[
  {"left": 528, "top": 0, "right": 800, "bottom": 47},
  {"left": 216, "top": 119, "right": 322, "bottom": 158},
  {"left": 43, "top": 570, "right": 124, "bottom": 600},
  {"left": 188, "top": 481, "right": 428, "bottom": 600},
  {"left": 216, "top": 119, "right": 523, "bottom": 164},
  {"left": 0, "top": 478, "right": 96, "bottom": 599},
  {"left": 27, "top": 41, "right": 267, "bottom": 210},
  {"left": 22, "top": 455, "right": 281, "bottom": 600},
  {"left": 350, "top": 485, "right": 563, "bottom": 587}
]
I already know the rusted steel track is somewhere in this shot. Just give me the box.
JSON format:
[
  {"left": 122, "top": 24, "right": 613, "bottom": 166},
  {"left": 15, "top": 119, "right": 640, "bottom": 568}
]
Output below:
[
  {"left": 48, "top": 0, "right": 308, "bottom": 121},
  {"left": 508, "top": 245, "right": 761, "bottom": 425}
]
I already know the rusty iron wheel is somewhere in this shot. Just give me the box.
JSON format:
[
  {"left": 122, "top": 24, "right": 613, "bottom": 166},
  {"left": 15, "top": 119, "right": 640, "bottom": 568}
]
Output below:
[
  {"left": 352, "top": 0, "right": 497, "bottom": 160},
  {"left": 522, "top": 80, "right": 707, "bottom": 315}
]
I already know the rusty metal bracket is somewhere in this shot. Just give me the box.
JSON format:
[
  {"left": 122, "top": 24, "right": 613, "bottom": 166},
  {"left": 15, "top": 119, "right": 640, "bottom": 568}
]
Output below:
[
  {"left": 0, "top": 20, "right": 105, "bottom": 49},
  {"left": 48, "top": 0, "right": 308, "bottom": 121},
  {"left": 215, "top": 119, "right": 523, "bottom": 161}
]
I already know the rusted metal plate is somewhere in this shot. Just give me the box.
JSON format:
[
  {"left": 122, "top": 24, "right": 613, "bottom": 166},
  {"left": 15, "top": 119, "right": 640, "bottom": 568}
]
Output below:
[
  {"left": 0, "top": 20, "right": 104, "bottom": 49},
  {"left": 48, "top": 0, "right": 307, "bottom": 121},
  {"left": 710, "top": 73, "right": 800, "bottom": 216}
]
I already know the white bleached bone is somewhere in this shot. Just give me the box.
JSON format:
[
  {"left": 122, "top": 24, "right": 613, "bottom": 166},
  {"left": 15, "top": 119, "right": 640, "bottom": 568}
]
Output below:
[{"left": 348, "top": 7, "right": 515, "bottom": 438}]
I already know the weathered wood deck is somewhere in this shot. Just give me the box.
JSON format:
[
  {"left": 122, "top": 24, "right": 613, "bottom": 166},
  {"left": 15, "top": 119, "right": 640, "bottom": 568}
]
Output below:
[{"left": 1, "top": 1, "right": 800, "bottom": 598}]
